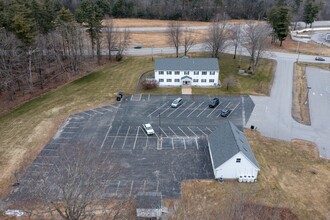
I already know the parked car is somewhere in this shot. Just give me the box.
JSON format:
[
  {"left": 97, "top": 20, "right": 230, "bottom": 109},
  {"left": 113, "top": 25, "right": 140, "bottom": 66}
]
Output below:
[
  {"left": 315, "top": 57, "right": 325, "bottom": 61},
  {"left": 134, "top": 45, "right": 142, "bottom": 49},
  {"left": 209, "top": 97, "right": 220, "bottom": 108},
  {"left": 142, "top": 123, "right": 155, "bottom": 135},
  {"left": 220, "top": 108, "right": 231, "bottom": 117},
  {"left": 171, "top": 98, "right": 183, "bottom": 108}
]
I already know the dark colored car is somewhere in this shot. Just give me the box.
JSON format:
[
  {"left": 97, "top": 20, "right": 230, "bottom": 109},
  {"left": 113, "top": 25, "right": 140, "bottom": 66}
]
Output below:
[
  {"left": 209, "top": 97, "right": 220, "bottom": 108},
  {"left": 134, "top": 45, "right": 142, "bottom": 49},
  {"left": 220, "top": 108, "right": 231, "bottom": 117},
  {"left": 315, "top": 57, "right": 325, "bottom": 61}
]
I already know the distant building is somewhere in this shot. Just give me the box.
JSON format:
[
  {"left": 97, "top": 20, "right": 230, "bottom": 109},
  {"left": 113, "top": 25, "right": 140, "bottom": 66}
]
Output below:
[
  {"left": 136, "top": 192, "right": 162, "bottom": 219},
  {"left": 154, "top": 58, "right": 220, "bottom": 86},
  {"left": 207, "top": 120, "right": 260, "bottom": 182}
]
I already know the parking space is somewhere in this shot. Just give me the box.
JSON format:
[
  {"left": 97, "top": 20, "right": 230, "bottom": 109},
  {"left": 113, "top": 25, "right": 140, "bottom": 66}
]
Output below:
[{"left": 13, "top": 94, "right": 254, "bottom": 200}]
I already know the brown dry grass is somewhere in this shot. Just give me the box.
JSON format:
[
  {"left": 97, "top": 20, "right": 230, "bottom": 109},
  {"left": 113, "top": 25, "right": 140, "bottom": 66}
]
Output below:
[
  {"left": 292, "top": 63, "right": 311, "bottom": 125},
  {"left": 169, "top": 130, "right": 330, "bottom": 220}
]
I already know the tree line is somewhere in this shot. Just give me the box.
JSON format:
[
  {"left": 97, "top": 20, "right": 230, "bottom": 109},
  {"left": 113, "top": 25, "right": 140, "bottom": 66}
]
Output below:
[{"left": 0, "top": 0, "right": 129, "bottom": 104}]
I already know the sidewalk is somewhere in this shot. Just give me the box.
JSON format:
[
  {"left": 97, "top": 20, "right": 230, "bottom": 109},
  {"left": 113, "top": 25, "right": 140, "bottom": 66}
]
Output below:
[{"left": 181, "top": 86, "right": 192, "bottom": 94}]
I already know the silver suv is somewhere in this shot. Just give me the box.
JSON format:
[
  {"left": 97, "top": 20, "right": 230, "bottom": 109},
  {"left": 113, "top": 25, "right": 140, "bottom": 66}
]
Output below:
[{"left": 171, "top": 98, "right": 183, "bottom": 108}]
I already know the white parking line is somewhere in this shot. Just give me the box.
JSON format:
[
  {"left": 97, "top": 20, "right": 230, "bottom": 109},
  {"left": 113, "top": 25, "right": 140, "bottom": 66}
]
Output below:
[
  {"left": 172, "top": 138, "right": 174, "bottom": 149},
  {"left": 187, "top": 102, "right": 205, "bottom": 117},
  {"left": 168, "top": 126, "right": 178, "bottom": 136},
  {"left": 227, "top": 102, "right": 240, "bottom": 117},
  {"left": 143, "top": 180, "right": 146, "bottom": 192},
  {"left": 115, "top": 181, "right": 121, "bottom": 196},
  {"left": 91, "top": 109, "right": 104, "bottom": 114},
  {"left": 206, "top": 127, "right": 213, "bottom": 133},
  {"left": 216, "top": 102, "right": 231, "bottom": 118},
  {"left": 147, "top": 103, "right": 167, "bottom": 117},
  {"left": 159, "top": 106, "right": 172, "bottom": 116},
  {"left": 184, "top": 139, "right": 186, "bottom": 149},
  {"left": 187, "top": 127, "right": 198, "bottom": 136},
  {"left": 81, "top": 111, "right": 92, "bottom": 117},
  {"left": 122, "top": 126, "right": 131, "bottom": 149},
  {"left": 166, "top": 103, "right": 185, "bottom": 117},
  {"left": 196, "top": 106, "right": 209, "bottom": 117},
  {"left": 145, "top": 136, "right": 148, "bottom": 149},
  {"left": 178, "top": 127, "right": 188, "bottom": 137},
  {"left": 206, "top": 102, "right": 222, "bottom": 118},
  {"left": 129, "top": 181, "right": 134, "bottom": 197},
  {"left": 66, "top": 126, "right": 80, "bottom": 129},
  {"left": 195, "top": 138, "right": 199, "bottom": 150},
  {"left": 156, "top": 180, "right": 159, "bottom": 191},
  {"left": 159, "top": 127, "right": 168, "bottom": 137},
  {"left": 196, "top": 127, "right": 207, "bottom": 135},
  {"left": 108, "top": 104, "right": 121, "bottom": 109},
  {"left": 61, "top": 131, "right": 76, "bottom": 134},
  {"left": 157, "top": 138, "right": 162, "bottom": 150},
  {"left": 110, "top": 123, "right": 123, "bottom": 149},
  {"left": 176, "top": 102, "right": 195, "bottom": 117},
  {"left": 133, "top": 126, "right": 140, "bottom": 149},
  {"left": 100, "top": 107, "right": 113, "bottom": 112}
]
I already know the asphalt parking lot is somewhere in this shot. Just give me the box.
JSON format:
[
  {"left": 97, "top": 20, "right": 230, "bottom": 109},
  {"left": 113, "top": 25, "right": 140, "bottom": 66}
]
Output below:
[{"left": 13, "top": 94, "right": 254, "bottom": 199}]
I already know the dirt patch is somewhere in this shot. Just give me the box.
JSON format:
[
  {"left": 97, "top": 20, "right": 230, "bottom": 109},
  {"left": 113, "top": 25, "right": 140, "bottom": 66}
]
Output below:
[{"left": 292, "top": 62, "right": 311, "bottom": 125}]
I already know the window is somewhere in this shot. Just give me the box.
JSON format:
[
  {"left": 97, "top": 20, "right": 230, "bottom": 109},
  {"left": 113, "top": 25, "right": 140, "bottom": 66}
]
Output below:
[
  {"left": 193, "top": 79, "right": 198, "bottom": 82},
  {"left": 167, "top": 71, "right": 172, "bottom": 75},
  {"left": 194, "top": 71, "right": 199, "bottom": 75},
  {"left": 166, "top": 79, "right": 172, "bottom": 82},
  {"left": 159, "top": 79, "right": 164, "bottom": 82},
  {"left": 202, "top": 71, "right": 207, "bottom": 75},
  {"left": 184, "top": 71, "right": 189, "bottom": 75},
  {"left": 159, "top": 71, "right": 164, "bottom": 75},
  {"left": 174, "top": 79, "right": 180, "bottom": 82},
  {"left": 209, "top": 79, "right": 214, "bottom": 83},
  {"left": 236, "top": 158, "right": 241, "bottom": 163},
  {"left": 201, "top": 79, "right": 206, "bottom": 82},
  {"left": 210, "top": 71, "right": 215, "bottom": 75},
  {"left": 175, "top": 71, "right": 180, "bottom": 75}
]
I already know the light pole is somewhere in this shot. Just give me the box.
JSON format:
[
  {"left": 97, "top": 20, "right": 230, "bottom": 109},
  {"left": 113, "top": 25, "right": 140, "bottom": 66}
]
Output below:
[{"left": 158, "top": 112, "right": 161, "bottom": 137}]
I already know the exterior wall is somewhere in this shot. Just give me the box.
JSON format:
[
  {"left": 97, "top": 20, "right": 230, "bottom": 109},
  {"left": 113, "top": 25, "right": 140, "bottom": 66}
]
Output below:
[
  {"left": 154, "top": 70, "right": 219, "bottom": 86},
  {"left": 214, "top": 152, "right": 259, "bottom": 180},
  {"left": 136, "top": 208, "right": 162, "bottom": 218}
]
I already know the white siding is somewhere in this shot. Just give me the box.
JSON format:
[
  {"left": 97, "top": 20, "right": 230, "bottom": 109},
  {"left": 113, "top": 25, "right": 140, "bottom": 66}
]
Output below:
[
  {"left": 155, "top": 70, "right": 219, "bottom": 86},
  {"left": 214, "top": 152, "right": 259, "bottom": 179}
]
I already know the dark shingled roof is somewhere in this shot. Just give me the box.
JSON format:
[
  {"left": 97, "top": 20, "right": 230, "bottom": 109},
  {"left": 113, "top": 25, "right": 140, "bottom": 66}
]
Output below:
[
  {"left": 208, "top": 120, "right": 259, "bottom": 169},
  {"left": 155, "top": 58, "right": 219, "bottom": 71},
  {"left": 136, "top": 192, "right": 162, "bottom": 209}
]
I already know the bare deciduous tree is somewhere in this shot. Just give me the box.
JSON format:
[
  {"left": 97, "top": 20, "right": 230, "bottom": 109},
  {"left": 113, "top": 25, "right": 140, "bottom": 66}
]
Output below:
[
  {"left": 230, "top": 24, "right": 242, "bottom": 59},
  {"left": 104, "top": 17, "right": 118, "bottom": 60},
  {"left": 183, "top": 27, "right": 195, "bottom": 56},
  {"left": 205, "top": 17, "right": 230, "bottom": 59},
  {"left": 116, "top": 28, "right": 131, "bottom": 61},
  {"left": 243, "top": 22, "right": 272, "bottom": 74},
  {"left": 167, "top": 21, "right": 182, "bottom": 57}
]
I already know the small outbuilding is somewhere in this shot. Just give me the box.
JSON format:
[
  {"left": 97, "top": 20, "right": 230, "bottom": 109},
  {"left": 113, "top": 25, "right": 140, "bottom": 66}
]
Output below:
[
  {"left": 207, "top": 120, "right": 260, "bottom": 182},
  {"left": 154, "top": 57, "right": 220, "bottom": 87},
  {"left": 136, "top": 192, "right": 162, "bottom": 219}
]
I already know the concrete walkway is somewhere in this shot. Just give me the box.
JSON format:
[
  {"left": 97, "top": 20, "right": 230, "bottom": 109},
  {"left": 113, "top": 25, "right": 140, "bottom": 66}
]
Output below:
[{"left": 181, "top": 86, "right": 192, "bottom": 94}]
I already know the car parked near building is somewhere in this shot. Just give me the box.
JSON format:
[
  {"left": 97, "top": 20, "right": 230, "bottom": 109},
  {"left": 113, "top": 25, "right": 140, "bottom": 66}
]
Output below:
[
  {"left": 171, "top": 98, "right": 183, "bottom": 108},
  {"left": 209, "top": 97, "right": 220, "bottom": 108},
  {"left": 220, "top": 108, "right": 231, "bottom": 117},
  {"left": 315, "top": 57, "right": 325, "bottom": 61},
  {"left": 142, "top": 124, "right": 155, "bottom": 135}
]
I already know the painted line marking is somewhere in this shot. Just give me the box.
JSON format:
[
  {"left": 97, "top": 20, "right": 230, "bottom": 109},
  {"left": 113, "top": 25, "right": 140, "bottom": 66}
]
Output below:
[
  {"left": 172, "top": 138, "right": 174, "bottom": 149},
  {"left": 156, "top": 180, "right": 159, "bottom": 192},
  {"left": 110, "top": 123, "right": 123, "bottom": 149},
  {"left": 67, "top": 121, "right": 84, "bottom": 124},
  {"left": 81, "top": 111, "right": 92, "bottom": 117},
  {"left": 91, "top": 109, "right": 104, "bottom": 114},
  {"left": 143, "top": 180, "right": 146, "bottom": 192},
  {"left": 206, "top": 102, "right": 222, "bottom": 118},
  {"left": 108, "top": 104, "right": 121, "bottom": 109},
  {"left": 206, "top": 127, "right": 213, "bottom": 133},
  {"left": 122, "top": 126, "right": 131, "bottom": 149},
  {"left": 166, "top": 103, "right": 185, "bottom": 117},
  {"left": 145, "top": 135, "right": 148, "bottom": 149},
  {"left": 176, "top": 102, "right": 195, "bottom": 118},
  {"left": 129, "top": 181, "right": 134, "bottom": 197},
  {"left": 159, "top": 107, "right": 171, "bottom": 116},
  {"left": 168, "top": 126, "right": 178, "bottom": 137},
  {"left": 147, "top": 103, "right": 167, "bottom": 117},
  {"left": 187, "top": 102, "right": 204, "bottom": 117},
  {"left": 100, "top": 107, "right": 113, "bottom": 112},
  {"left": 115, "top": 181, "right": 121, "bottom": 196},
  {"left": 133, "top": 127, "right": 140, "bottom": 149},
  {"left": 187, "top": 127, "right": 198, "bottom": 136},
  {"left": 227, "top": 102, "right": 240, "bottom": 117},
  {"left": 196, "top": 127, "right": 207, "bottom": 135},
  {"left": 242, "top": 96, "right": 246, "bottom": 125},
  {"left": 178, "top": 127, "right": 188, "bottom": 137},
  {"left": 216, "top": 102, "right": 231, "bottom": 118},
  {"left": 195, "top": 138, "right": 199, "bottom": 150},
  {"left": 197, "top": 106, "right": 209, "bottom": 117},
  {"left": 184, "top": 139, "right": 186, "bottom": 150},
  {"left": 159, "top": 127, "right": 168, "bottom": 137},
  {"left": 61, "top": 131, "right": 76, "bottom": 134},
  {"left": 65, "top": 126, "right": 80, "bottom": 129}
]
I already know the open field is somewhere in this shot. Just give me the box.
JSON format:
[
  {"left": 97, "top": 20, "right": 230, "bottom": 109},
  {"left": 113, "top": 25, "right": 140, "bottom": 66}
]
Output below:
[{"left": 170, "top": 130, "right": 330, "bottom": 220}]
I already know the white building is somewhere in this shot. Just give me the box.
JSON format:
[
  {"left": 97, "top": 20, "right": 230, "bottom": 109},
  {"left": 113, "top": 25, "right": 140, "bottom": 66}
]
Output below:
[
  {"left": 207, "top": 120, "right": 260, "bottom": 182},
  {"left": 154, "top": 58, "right": 220, "bottom": 86}
]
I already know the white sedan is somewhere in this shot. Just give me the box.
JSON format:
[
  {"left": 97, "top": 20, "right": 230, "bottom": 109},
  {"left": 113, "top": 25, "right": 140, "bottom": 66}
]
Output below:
[{"left": 142, "top": 123, "right": 155, "bottom": 135}]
